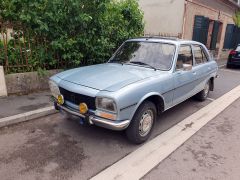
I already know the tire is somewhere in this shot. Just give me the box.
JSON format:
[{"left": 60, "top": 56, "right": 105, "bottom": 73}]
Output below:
[
  {"left": 195, "top": 80, "right": 210, "bottom": 101},
  {"left": 226, "top": 64, "right": 232, "bottom": 68},
  {"left": 126, "top": 101, "right": 157, "bottom": 144}
]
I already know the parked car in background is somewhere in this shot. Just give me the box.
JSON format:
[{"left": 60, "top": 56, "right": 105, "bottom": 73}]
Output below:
[
  {"left": 49, "top": 37, "right": 218, "bottom": 144},
  {"left": 227, "top": 44, "right": 240, "bottom": 68}
]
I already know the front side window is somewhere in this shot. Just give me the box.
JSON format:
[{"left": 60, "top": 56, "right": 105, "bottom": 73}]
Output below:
[
  {"left": 109, "top": 41, "right": 176, "bottom": 70},
  {"left": 176, "top": 45, "right": 193, "bottom": 70},
  {"left": 193, "top": 45, "right": 208, "bottom": 65}
]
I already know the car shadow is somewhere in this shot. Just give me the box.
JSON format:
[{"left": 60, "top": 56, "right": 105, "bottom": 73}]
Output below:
[{"left": 58, "top": 97, "right": 210, "bottom": 145}]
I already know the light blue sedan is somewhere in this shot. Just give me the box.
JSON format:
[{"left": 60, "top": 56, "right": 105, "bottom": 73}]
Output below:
[{"left": 49, "top": 37, "right": 218, "bottom": 144}]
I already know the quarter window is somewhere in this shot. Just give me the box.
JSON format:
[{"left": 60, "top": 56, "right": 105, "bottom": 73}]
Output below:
[
  {"left": 176, "top": 45, "right": 193, "bottom": 70},
  {"left": 193, "top": 45, "right": 208, "bottom": 65}
]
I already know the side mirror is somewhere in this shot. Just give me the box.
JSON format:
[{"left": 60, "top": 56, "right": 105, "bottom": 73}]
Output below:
[{"left": 182, "top": 64, "right": 192, "bottom": 71}]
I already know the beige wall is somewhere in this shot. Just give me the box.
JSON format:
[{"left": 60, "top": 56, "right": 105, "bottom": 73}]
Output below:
[{"left": 139, "top": 0, "right": 185, "bottom": 36}]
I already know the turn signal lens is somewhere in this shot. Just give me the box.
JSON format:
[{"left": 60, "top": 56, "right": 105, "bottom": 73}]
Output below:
[
  {"left": 57, "top": 95, "right": 64, "bottom": 105},
  {"left": 79, "top": 103, "right": 88, "bottom": 114},
  {"left": 96, "top": 110, "right": 117, "bottom": 120}
]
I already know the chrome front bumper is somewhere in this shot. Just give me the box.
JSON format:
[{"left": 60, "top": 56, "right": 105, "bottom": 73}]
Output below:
[{"left": 55, "top": 103, "right": 130, "bottom": 131}]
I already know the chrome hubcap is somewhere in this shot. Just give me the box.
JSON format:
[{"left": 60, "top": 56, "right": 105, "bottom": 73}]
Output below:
[
  {"left": 204, "top": 82, "right": 210, "bottom": 97},
  {"left": 139, "top": 110, "right": 153, "bottom": 137}
]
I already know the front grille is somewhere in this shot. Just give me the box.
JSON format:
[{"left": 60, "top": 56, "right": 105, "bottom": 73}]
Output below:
[{"left": 59, "top": 87, "right": 96, "bottom": 110}]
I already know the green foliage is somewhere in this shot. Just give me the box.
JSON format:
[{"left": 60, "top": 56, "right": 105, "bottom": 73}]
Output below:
[
  {"left": 234, "top": 11, "right": 240, "bottom": 28},
  {"left": 0, "top": 0, "right": 144, "bottom": 73}
]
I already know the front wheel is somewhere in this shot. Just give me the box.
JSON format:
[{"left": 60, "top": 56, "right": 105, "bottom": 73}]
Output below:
[
  {"left": 195, "top": 80, "right": 210, "bottom": 101},
  {"left": 126, "top": 101, "right": 156, "bottom": 144}
]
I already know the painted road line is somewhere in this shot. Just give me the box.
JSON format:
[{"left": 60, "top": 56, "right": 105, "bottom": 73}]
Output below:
[
  {"left": 218, "top": 64, "right": 226, "bottom": 68},
  {"left": 91, "top": 85, "right": 240, "bottom": 180},
  {"left": 207, "top": 97, "right": 215, "bottom": 101},
  {"left": 0, "top": 106, "right": 56, "bottom": 128}
]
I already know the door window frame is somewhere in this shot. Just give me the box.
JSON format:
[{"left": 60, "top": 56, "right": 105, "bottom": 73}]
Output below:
[
  {"left": 174, "top": 44, "right": 194, "bottom": 72},
  {"left": 192, "top": 44, "right": 209, "bottom": 67}
]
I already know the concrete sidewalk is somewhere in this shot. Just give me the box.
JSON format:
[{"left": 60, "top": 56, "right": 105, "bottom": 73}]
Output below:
[
  {"left": 143, "top": 98, "right": 240, "bottom": 180},
  {"left": 0, "top": 91, "right": 53, "bottom": 118}
]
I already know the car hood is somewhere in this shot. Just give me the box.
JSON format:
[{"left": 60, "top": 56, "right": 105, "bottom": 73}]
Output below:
[{"left": 56, "top": 63, "right": 162, "bottom": 92}]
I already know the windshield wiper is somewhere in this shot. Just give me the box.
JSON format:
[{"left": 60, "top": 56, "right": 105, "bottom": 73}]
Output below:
[
  {"left": 128, "top": 61, "right": 157, "bottom": 70},
  {"left": 109, "top": 60, "right": 123, "bottom": 65}
]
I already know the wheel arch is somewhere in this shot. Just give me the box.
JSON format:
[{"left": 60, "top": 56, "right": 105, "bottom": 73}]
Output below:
[{"left": 130, "top": 93, "right": 165, "bottom": 120}]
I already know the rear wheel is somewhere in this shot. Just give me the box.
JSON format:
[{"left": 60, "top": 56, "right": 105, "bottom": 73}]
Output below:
[
  {"left": 195, "top": 80, "right": 210, "bottom": 101},
  {"left": 126, "top": 101, "right": 156, "bottom": 144},
  {"left": 227, "top": 63, "right": 233, "bottom": 68}
]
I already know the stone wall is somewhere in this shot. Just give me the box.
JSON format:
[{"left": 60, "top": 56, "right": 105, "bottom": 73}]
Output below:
[
  {"left": 5, "top": 69, "right": 62, "bottom": 95},
  {"left": 0, "top": 66, "right": 7, "bottom": 97}
]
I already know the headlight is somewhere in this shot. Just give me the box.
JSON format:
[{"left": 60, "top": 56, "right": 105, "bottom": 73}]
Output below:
[
  {"left": 96, "top": 97, "right": 117, "bottom": 112},
  {"left": 49, "top": 80, "right": 60, "bottom": 99}
]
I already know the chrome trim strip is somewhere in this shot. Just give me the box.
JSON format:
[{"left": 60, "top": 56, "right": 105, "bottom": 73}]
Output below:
[
  {"left": 89, "top": 116, "right": 130, "bottom": 131},
  {"left": 57, "top": 104, "right": 86, "bottom": 118}
]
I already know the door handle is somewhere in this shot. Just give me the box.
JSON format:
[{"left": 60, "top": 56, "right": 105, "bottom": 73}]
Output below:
[{"left": 193, "top": 71, "right": 197, "bottom": 75}]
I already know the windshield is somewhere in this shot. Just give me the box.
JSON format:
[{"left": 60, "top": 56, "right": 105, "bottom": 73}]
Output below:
[{"left": 109, "top": 41, "right": 176, "bottom": 70}]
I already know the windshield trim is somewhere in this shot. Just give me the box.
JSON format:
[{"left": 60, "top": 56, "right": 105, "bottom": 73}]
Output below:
[{"left": 108, "top": 41, "right": 177, "bottom": 71}]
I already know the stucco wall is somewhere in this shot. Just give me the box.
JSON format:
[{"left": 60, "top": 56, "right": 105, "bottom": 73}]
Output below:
[
  {"left": 5, "top": 69, "right": 62, "bottom": 95},
  {"left": 183, "top": 0, "right": 236, "bottom": 59},
  {"left": 195, "top": 0, "right": 238, "bottom": 16},
  {"left": 139, "top": 0, "right": 185, "bottom": 36}
]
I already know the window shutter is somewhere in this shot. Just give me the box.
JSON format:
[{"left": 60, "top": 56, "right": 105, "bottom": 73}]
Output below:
[
  {"left": 210, "top": 21, "right": 220, "bottom": 50},
  {"left": 192, "top": 15, "right": 209, "bottom": 45}
]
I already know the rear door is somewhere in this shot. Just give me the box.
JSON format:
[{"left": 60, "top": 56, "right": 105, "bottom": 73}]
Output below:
[
  {"left": 192, "top": 44, "right": 211, "bottom": 93},
  {"left": 173, "top": 45, "right": 196, "bottom": 105}
]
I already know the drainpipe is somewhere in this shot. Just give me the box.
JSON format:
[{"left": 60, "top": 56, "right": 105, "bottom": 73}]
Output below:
[{"left": 181, "top": 0, "right": 187, "bottom": 39}]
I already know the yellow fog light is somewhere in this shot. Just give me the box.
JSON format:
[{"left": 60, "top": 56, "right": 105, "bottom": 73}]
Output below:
[
  {"left": 79, "top": 103, "right": 88, "bottom": 114},
  {"left": 57, "top": 95, "right": 64, "bottom": 105}
]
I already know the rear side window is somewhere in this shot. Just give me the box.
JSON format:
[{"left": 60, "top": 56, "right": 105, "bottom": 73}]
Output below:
[
  {"left": 176, "top": 45, "right": 193, "bottom": 70},
  {"left": 193, "top": 45, "right": 208, "bottom": 65}
]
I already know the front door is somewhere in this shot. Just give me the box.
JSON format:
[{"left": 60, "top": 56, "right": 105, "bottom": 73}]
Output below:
[{"left": 173, "top": 45, "right": 196, "bottom": 105}]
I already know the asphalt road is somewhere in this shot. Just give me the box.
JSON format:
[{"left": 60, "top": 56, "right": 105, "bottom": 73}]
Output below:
[{"left": 0, "top": 66, "right": 240, "bottom": 180}]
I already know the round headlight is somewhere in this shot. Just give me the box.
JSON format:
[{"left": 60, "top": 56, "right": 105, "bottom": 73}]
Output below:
[
  {"left": 49, "top": 80, "right": 60, "bottom": 99},
  {"left": 96, "top": 97, "right": 117, "bottom": 112}
]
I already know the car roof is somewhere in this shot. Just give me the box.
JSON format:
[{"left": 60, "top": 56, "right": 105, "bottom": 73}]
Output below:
[{"left": 127, "top": 37, "right": 205, "bottom": 46}]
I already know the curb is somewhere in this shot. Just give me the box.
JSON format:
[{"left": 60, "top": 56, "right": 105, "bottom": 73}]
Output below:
[{"left": 0, "top": 106, "right": 57, "bottom": 128}]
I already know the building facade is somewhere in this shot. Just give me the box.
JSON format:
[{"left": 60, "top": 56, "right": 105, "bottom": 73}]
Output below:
[{"left": 139, "top": 0, "right": 240, "bottom": 59}]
